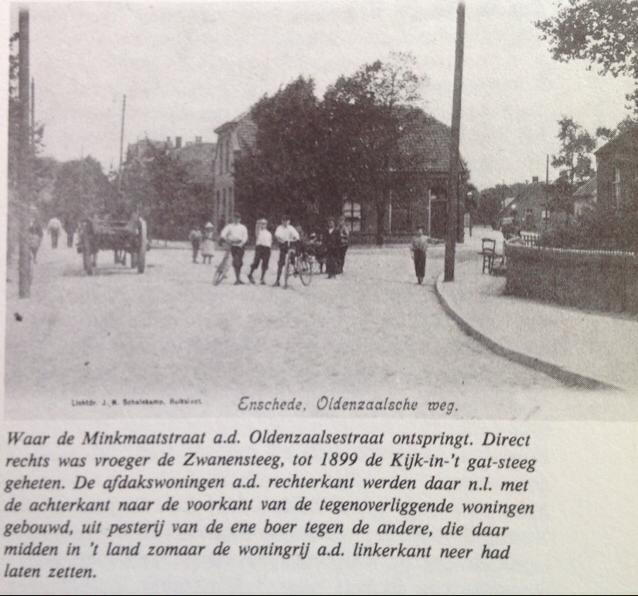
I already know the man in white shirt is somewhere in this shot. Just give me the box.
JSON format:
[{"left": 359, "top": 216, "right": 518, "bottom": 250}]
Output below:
[
  {"left": 273, "top": 214, "right": 300, "bottom": 287},
  {"left": 47, "top": 216, "right": 62, "bottom": 249},
  {"left": 248, "top": 218, "right": 272, "bottom": 285},
  {"left": 220, "top": 212, "right": 249, "bottom": 285}
]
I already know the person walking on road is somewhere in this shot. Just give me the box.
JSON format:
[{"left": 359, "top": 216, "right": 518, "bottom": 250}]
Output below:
[
  {"left": 248, "top": 218, "right": 272, "bottom": 285},
  {"left": 201, "top": 223, "right": 215, "bottom": 265},
  {"left": 28, "top": 218, "right": 43, "bottom": 263},
  {"left": 47, "top": 216, "right": 62, "bottom": 249},
  {"left": 325, "top": 218, "right": 341, "bottom": 279},
  {"left": 337, "top": 215, "right": 350, "bottom": 274},
  {"left": 410, "top": 226, "right": 429, "bottom": 285},
  {"left": 188, "top": 226, "right": 203, "bottom": 263},
  {"left": 273, "top": 214, "right": 300, "bottom": 287},
  {"left": 220, "top": 212, "right": 249, "bottom": 285}
]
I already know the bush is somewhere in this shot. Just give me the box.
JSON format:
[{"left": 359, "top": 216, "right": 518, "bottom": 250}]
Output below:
[{"left": 539, "top": 197, "right": 638, "bottom": 252}]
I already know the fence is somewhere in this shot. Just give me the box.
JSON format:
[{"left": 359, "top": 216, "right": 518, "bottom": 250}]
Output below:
[{"left": 505, "top": 244, "right": 638, "bottom": 314}]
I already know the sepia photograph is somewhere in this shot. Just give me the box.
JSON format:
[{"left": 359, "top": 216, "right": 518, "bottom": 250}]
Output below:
[{"left": 3, "top": 0, "right": 638, "bottom": 421}]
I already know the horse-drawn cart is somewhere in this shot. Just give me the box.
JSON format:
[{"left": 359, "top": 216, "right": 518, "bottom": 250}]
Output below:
[{"left": 78, "top": 215, "right": 148, "bottom": 275}]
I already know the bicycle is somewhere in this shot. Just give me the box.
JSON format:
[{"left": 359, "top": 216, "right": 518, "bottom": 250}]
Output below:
[
  {"left": 213, "top": 244, "right": 231, "bottom": 286},
  {"left": 283, "top": 244, "right": 312, "bottom": 288}
]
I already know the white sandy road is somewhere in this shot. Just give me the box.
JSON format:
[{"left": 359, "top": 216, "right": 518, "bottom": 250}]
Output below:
[{"left": 4, "top": 240, "right": 634, "bottom": 420}]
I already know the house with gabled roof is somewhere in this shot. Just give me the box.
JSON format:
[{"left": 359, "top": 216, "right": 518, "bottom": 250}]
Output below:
[
  {"left": 344, "top": 108, "right": 466, "bottom": 240},
  {"left": 212, "top": 112, "right": 258, "bottom": 229},
  {"left": 595, "top": 127, "right": 638, "bottom": 211}
]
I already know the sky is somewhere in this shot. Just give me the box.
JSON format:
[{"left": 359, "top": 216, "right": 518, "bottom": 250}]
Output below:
[{"left": 7, "top": 0, "right": 635, "bottom": 190}]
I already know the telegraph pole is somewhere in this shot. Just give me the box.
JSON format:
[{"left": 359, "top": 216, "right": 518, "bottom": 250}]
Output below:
[
  {"left": 30, "top": 77, "right": 35, "bottom": 148},
  {"left": 444, "top": 2, "right": 466, "bottom": 282},
  {"left": 118, "top": 94, "right": 126, "bottom": 191},
  {"left": 18, "top": 9, "right": 32, "bottom": 298}
]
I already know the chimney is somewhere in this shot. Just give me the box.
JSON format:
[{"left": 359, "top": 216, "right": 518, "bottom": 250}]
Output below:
[
  {"left": 166, "top": 136, "right": 171, "bottom": 146},
  {"left": 195, "top": 136, "right": 202, "bottom": 144},
  {"left": 532, "top": 176, "right": 539, "bottom": 184},
  {"left": 175, "top": 136, "right": 182, "bottom": 149}
]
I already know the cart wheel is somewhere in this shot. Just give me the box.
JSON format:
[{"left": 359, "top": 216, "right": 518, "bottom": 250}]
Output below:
[
  {"left": 137, "top": 219, "right": 147, "bottom": 273},
  {"left": 82, "top": 233, "right": 94, "bottom": 276}
]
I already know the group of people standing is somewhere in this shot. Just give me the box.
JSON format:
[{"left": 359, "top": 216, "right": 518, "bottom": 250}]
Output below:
[{"left": 187, "top": 213, "right": 352, "bottom": 286}]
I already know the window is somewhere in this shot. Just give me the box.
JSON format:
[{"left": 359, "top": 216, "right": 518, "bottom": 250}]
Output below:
[
  {"left": 228, "top": 188, "right": 233, "bottom": 215},
  {"left": 342, "top": 200, "right": 362, "bottom": 232},
  {"left": 225, "top": 139, "right": 231, "bottom": 173},
  {"left": 613, "top": 166, "right": 622, "bottom": 208},
  {"left": 541, "top": 208, "right": 550, "bottom": 222}
]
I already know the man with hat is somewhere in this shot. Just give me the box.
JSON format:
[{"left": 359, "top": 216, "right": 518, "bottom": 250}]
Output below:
[
  {"left": 273, "top": 214, "right": 300, "bottom": 287},
  {"left": 248, "top": 218, "right": 272, "bottom": 285}
]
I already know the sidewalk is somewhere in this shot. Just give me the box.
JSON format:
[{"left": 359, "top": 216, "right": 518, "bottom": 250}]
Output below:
[{"left": 435, "top": 257, "right": 638, "bottom": 391}]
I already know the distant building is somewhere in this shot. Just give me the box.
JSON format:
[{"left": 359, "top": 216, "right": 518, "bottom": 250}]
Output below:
[
  {"left": 173, "top": 137, "right": 216, "bottom": 187},
  {"left": 573, "top": 176, "right": 597, "bottom": 217},
  {"left": 595, "top": 127, "right": 638, "bottom": 210},
  {"left": 498, "top": 178, "right": 552, "bottom": 231},
  {"left": 212, "top": 112, "right": 257, "bottom": 229}
]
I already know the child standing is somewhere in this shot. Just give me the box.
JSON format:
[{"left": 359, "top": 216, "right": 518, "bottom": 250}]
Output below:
[
  {"left": 410, "top": 226, "right": 428, "bottom": 285},
  {"left": 201, "top": 222, "right": 215, "bottom": 264},
  {"left": 188, "top": 226, "right": 203, "bottom": 263}
]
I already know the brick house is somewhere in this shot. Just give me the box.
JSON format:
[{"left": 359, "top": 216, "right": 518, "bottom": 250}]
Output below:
[
  {"left": 595, "top": 127, "right": 638, "bottom": 210},
  {"left": 343, "top": 110, "right": 464, "bottom": 241},
  {"left": 212, "top": 112, "right": 257, "bottom": 229}
]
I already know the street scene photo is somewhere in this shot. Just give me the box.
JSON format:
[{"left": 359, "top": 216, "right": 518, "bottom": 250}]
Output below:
[{"left": 5, "top": 1, "right": 638, "bottom": 420}]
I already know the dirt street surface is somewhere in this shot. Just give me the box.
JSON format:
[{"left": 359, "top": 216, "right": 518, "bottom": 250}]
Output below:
[{"left": 5, "top": 242, "right": 633, "bottom": 420}]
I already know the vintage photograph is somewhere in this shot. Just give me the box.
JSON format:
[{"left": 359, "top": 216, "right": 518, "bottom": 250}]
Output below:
[{"left": 4, "top": 0, "right": 637, "bottom": 420}]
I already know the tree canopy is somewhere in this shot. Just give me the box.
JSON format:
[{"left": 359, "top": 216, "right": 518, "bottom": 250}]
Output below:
[
  {"left": 235, "top": 53, "right": 436, "bottom": 244},
  {"left": 535, "top": 0, "right": 638, "bottom": 115}
]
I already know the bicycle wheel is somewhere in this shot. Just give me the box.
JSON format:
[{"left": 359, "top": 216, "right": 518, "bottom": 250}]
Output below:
[
  {"left": 213, "top": 251, "right": 230, "bottom": 286},
  {"left": 283, "top": 250, "right": 293, "bottom": 288},
  {"left": 298, "top": 255, "right": 312, "bottom": 286}
]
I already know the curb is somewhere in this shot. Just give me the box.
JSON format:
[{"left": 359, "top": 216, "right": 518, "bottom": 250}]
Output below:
[{"left": 434, "top": 273, "right": 619, "bottom": 391}]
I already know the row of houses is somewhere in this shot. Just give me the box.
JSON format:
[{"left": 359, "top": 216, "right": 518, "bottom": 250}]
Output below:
[
  {"left": 124, "top": 109, "right": 466, "bottom": 240},
  {"left": 211, "top": 109, "right": 464, "bottom": 240},
  {"left": 499, "top": 127, "right": 638, "bottom": 230}
]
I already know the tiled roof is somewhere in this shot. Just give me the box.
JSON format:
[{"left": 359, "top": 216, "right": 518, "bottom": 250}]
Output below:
[
  {"left": 574, "top": 176, "right": 597, "bottom": 198},
  {"left": 500, "top": 183, "right": 549, "bottom": 214},
  {"left": 595, "top": 126, "right": 638, "bottom": 155},
  {"left": 215, "top": 112, "right": 257, "bottom": 153},
  {"left": 396, "top": 107, "right": 458, "bottom": 173}
]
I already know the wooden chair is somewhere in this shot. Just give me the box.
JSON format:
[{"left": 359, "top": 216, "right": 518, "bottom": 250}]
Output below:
[{"left": 479, "top": 238, "right": 496, "bottom": 273}]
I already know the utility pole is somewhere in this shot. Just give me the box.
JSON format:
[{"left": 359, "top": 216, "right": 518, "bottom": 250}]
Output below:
[
  {"left": 18, "top": 9, "right": 32, "bottom": 298},
  {"left": 118, "top": 94, "right": 126, "bottom": 192},
  {"left": 444, "top": 2, "right": 465, "bottom": 282},
  {"left": 30, "top": 77, "right": 35, "bottom": 148}
]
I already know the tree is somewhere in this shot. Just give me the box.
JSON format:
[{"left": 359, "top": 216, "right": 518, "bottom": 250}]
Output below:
[
  {"left": 52, "top": 157, "right": 117, "bottom": 234},
  {"left": 122, "top": 144, "right": 209, "bottom": 240},
  {"left": 234, "top": 77, "right": 323, "bottom": 231},
  {"left": 552, "top": 116, "right": 596, "bottom": 189},
  {"left": 322, "top": 52, "right": 425, "bottom": 244},
  {"left": 535, "top": 0, "right": 638, "bottom": 115},
  {"left": 476, "top": 184, "right": 510, "bottom": 227}
]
